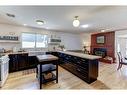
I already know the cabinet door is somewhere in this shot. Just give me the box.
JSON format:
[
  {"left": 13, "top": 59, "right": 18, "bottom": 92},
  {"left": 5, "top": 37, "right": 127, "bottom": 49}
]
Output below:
[
  {"left": 28, "top": 56, "right": 37, "bottom": 68},
  {"left": 17, "top": 54, "right": 28, "bottom": 70},
  {"left": 9, "top": 54, "right": 18, "bottom": 72}
]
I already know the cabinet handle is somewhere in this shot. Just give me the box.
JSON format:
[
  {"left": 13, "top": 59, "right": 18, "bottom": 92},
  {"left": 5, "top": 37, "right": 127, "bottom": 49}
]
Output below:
[{"left": 77, "top": 68, "right": 81, "bottom": 72}]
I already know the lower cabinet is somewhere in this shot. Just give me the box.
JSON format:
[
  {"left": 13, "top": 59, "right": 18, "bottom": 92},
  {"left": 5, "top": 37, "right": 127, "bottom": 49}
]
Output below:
[
  {"left": 28, "top": 56, "right": 37, "bottom": 68},
  {"left": 18, "top": 54, "right": 29, "bottom": 70},
  {"left": 9, "top": 54, "right": 18, "bottom": 72},
  {"left": 57, "top": 52, "right": 99, "bottom": 84},
  {"left": 9, "top": 53, "right": 29, "bottom": 73}
]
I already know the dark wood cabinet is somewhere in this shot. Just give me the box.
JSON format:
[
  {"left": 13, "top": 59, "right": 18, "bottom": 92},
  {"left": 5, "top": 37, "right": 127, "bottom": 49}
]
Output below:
[
  {"left": 57, "top": 52, "right": 99, "bottom": 84},
  {"left": 9, "top": 54, "right": 18, "bottom": 72},
  {"left": 18, "top": 54, "right": 28, "bottom": 70},
  {"left": 9, "top": 53, "right": 29, "bottom": 73},
  {"left": 28, "top": 56, "right": 37, "bottom": 68}
]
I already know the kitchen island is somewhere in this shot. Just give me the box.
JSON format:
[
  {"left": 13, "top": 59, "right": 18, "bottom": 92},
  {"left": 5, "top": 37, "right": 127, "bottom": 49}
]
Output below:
[{"left": 46, "top": 51, "right": 101, "bottom": 83}]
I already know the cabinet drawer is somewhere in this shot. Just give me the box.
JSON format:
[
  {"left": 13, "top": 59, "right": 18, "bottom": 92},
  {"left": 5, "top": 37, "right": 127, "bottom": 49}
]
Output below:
[
  {"left": 76, "top": 61, "right": 89, "bottom": 69},
  {"left": 75, "top": 67, "right": 88, "bottom": 76},
  {"left": 69, "top": 64, "right": 89, "bottom": 80},
  {"left": 80, "top": 58, "right": 89, "bottom": 63},
  {"left": 60, "top": 63, "right": 88, "bottom": 78},
  {"left": 73, "top": 63, "right": 88, "bottom": 72}
]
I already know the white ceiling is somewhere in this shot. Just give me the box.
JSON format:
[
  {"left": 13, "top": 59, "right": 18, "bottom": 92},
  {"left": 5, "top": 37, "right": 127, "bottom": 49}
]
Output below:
[{"left": 0, "top": 6, "right": 127, "bottom": 33}]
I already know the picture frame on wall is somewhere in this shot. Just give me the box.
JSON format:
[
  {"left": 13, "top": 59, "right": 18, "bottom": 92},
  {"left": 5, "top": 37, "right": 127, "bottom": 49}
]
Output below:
[{"left": 96, "top": 36, "right": 105, "bottom": 44}]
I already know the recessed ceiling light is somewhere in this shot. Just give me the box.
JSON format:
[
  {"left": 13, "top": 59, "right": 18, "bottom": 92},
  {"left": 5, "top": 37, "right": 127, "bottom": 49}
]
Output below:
[
  {"left": 101, "top": 29, "right": 105, "bottom": 32},
  {"left": 81, "top": 24, "right": 89, "bottom": 28},
  {"left": 23, "top": 24, "right": 27, "bottom": 26},
  {"left": 36, "top": 20, "right": 44, "bottom": 25}
]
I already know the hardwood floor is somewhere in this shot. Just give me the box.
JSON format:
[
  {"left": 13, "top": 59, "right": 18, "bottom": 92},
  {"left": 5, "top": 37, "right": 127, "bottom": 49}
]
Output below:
[{"left": 1, "top": 62, "right": 127, "bottom": 89}]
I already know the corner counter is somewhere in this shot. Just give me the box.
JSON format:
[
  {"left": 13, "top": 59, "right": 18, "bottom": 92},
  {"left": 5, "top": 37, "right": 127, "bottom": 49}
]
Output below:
[{"left": 46, "top": 51, "right": 101, "bottom": 84}]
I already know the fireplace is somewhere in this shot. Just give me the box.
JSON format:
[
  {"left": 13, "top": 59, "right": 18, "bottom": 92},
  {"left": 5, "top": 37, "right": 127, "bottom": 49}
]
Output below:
[{"left": 93, "top": 48, "right": 107, "bottom": 58}]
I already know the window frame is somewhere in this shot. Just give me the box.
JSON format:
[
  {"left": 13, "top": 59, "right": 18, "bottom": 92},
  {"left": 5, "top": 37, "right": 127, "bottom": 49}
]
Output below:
[{"left": 21, "top": 32, "right": 48, "bottom": 49}]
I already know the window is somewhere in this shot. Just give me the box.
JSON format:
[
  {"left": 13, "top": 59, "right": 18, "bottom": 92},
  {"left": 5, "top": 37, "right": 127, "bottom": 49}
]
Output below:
[
  {"left": 22, "top": 33, "right": 36, "bottom": 48},
  {"left": 36, "top": 34, "right": 48, "bottom": 48},
  {"left": 22, "top": 33, "right": 48, "bottom": 48}
]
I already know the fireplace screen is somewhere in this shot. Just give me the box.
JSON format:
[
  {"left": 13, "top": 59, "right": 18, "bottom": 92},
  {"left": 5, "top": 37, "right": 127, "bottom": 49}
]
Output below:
[
  {"left": 95, "top": 51, "right": 105, "bottom": 57},
  {"left": 93, "top": 48, "right": 107, "bottom": 58}
]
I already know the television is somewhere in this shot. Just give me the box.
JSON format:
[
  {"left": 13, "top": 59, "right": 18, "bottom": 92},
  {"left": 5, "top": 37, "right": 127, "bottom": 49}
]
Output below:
[{"left": 96, "top": 36, "right": 105, "bottom": 44}]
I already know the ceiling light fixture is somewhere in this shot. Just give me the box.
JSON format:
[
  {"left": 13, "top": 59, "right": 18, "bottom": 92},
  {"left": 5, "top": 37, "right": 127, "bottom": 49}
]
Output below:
[
  {"left": 81, "top": 24, "right": 89, "bottom": 28},
  {"left": 101, "top": 29, "right": 105, "bottom": 32},
  {"left": 36, "top": 20, "right": 44, "bottom": 25},
  {"left": 6, "top": 13, "right": 15, "bottom": 18},
  {"left": 23, "top": 24, "right": 27, "bottom": 26},
  {"left": 73, "top": 16, "right": 80, "bottom": 27}
]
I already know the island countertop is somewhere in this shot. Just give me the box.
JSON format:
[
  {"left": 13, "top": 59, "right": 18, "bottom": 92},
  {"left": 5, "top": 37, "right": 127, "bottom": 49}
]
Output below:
[{"left": 58, "top": 51, "right": 101, "bottom": 60}]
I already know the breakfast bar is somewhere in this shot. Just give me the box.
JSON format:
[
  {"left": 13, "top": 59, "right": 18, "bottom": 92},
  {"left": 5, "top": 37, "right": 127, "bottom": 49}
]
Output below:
[{"left": 47, "top": 51, "right": 101, "bottom": 83}]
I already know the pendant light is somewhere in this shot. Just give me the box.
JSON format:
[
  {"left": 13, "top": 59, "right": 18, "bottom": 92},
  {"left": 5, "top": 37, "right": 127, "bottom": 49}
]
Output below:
[{"left": 73, "top": 16, "right": 80, "bottom": 27}]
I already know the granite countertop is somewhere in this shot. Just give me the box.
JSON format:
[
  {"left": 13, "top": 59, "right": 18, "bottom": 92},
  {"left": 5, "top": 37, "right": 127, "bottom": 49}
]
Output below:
[{"left": 58, "top": 51, "right": 101, "bottom": 60}]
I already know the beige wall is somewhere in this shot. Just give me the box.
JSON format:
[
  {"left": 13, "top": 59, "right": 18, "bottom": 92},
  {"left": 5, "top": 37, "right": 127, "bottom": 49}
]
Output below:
[
  {"left": 0, "top": 23, "right": 82, "bottom": 51},
  {"left": 80, "top": 33, "right": 91, "bottom": 51}
]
